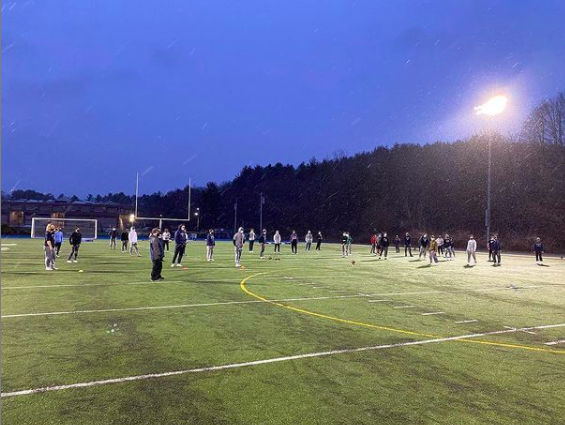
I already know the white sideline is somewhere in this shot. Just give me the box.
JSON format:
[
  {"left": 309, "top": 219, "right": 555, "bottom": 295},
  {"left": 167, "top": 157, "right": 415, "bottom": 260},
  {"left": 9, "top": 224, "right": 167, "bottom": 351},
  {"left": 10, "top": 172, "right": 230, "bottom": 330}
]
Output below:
[
  {"left": 545, "top": 340, "right": 565, "bottom": 346},
  {"left": 421, "top": 312, "right": 445, "bottom": 316},
  {"left": 3, "top": 322, "right": 564, "bottom": 399},
  {"left": 0, "top": 294, "right": 368, "bottom": 319}
]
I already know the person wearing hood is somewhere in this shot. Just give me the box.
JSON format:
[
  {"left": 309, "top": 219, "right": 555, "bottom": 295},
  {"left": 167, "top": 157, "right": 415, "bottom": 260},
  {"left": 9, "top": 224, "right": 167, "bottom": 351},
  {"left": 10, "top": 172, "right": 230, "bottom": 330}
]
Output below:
[
  {"left": 341, "top": 232, "right": 348, "bottom": 257},
  {"left": 233, "top": 227, "right": 245, "bottom": 267},
  {"left": 487, "top": 236, "right": 495, "bottom": 262},
  {"left": 273, "top": 230, "right": 282, "bottom": 253},
  {"left": 171, "top": 224, "right": 188, "bottom": 267},
  {"left": 394, "top": 235, "right": 401, "bottom": 253},
  {"left": 121, "top": 229, "right": 129, "bottom": 252},
  {"left": 466, "top": 235, "right": 477, "bottom": 266},
  {"left": 149, "top": 228, "right": 165, "bottom": 281},
  {"left": 491, "top": 235, "right": 502, "bottom": 266},
  {"left": 305, "top": 230, "right": 313, "bottom": 251},
  {"left": 315, "top": 231, "right": 323, "bottom": 250},
  {"left": 206, "top": 229, "right": 215, "bottom": 262},
  {"left": 248, "top": 228, "right": 256, "bottom": 252},
  {"left": 258, "top": 229, "right": 268, "bottom": 258},
  {"left": 129, "top": 226, "right": 140, "bottom": 257},
  {"left": 290, "top": 230, "right": 298, "bottom": 254}
]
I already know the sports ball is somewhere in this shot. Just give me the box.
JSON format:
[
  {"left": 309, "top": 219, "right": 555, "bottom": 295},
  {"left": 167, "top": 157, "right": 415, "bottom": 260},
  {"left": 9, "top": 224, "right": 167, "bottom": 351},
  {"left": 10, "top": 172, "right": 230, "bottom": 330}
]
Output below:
[
  {"left": 269, "top": 256, "right": 273, "bottom": 260},
  {"left": 351, "top": 260, "right": 356, "bottom": 265}
]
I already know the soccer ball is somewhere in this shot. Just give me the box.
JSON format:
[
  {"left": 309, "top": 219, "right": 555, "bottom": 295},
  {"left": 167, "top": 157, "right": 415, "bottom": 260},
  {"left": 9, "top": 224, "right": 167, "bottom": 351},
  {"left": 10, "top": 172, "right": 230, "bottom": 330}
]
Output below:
[
  {"left": 351, "top": 260, "right": 356, "bottom": 265},
  {"left": 269, "top": 256, "right": 273, "bottom": 260}
]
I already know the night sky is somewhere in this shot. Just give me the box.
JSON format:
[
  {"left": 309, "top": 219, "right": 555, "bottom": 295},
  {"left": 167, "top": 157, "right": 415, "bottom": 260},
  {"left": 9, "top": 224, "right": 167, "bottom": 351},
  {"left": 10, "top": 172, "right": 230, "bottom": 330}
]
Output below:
[{"left": 2, "top": 0, "right": 565, "bottom": 196}]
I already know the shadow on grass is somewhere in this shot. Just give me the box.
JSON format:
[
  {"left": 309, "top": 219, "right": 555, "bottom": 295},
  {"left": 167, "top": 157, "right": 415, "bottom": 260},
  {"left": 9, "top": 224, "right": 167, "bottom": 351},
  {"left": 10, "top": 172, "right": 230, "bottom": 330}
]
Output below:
[{"left": 417, "top": 264, "right": 433, "bottom": 269}]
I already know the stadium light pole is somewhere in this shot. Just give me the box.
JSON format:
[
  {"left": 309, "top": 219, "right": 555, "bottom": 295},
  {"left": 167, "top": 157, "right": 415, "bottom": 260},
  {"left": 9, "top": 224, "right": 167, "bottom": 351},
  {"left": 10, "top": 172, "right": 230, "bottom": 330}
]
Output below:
[
  {"left": 234, "top": 198, "right": 238, "bottom": 234},
  {"left": 259, "top": 193, "right": 264, "bottom": 231},
  {"left": 195, "top": 208, "right": 200, "bottom": 232},
  {"left": 474, "top": 95, "right": 508, "bottom": 247}
]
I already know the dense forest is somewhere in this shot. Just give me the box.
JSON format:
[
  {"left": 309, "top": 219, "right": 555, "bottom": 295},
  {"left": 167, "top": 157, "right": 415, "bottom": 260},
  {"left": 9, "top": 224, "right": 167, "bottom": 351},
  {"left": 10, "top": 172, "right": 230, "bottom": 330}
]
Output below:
[{"left": 5, "top": 94, "right": 565, "bottom": 251}]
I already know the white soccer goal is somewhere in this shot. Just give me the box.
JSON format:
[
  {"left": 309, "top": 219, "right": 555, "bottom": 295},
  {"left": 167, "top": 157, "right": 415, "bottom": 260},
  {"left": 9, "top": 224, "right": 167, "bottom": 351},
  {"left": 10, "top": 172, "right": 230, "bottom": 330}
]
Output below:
[{"left": 31, "top": 218, "right": 98, "bottom": 240}]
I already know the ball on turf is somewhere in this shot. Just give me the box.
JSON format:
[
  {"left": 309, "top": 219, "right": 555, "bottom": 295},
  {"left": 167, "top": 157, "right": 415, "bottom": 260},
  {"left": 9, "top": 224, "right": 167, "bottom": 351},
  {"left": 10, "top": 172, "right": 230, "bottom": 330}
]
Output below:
[{"left": 351, "top": 260, "right": 356, "bottom": 265}]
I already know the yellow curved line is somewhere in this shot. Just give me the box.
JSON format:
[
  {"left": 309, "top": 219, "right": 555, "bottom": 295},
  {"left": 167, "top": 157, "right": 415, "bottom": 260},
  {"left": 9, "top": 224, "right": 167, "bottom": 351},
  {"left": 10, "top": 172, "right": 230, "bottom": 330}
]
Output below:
[{"left": 240, "top": 271, "right": 565, "bottom": 355}]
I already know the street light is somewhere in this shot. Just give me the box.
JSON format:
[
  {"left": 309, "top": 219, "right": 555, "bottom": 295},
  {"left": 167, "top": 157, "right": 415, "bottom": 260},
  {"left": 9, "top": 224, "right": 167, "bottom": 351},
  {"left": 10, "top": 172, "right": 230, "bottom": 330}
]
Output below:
[
  {"left": 475, "top": 95, "right": 508, "bottom": 247},
  {"left": 194, "top": 208, "right": 200, "bottom": 233}
]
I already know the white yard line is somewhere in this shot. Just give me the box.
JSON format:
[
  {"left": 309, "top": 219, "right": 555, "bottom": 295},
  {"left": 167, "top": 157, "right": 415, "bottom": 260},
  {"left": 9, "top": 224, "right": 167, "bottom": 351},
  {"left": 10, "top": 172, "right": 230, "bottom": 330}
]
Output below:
[
  {"left": 421, "top": 312, "right": 445, "bottom": 316},
  {"left": 455, "top": 319, "right": 479, "bottom": 324},
  {"left": 393, "top": 305, "right": 414, "bottom": 309},
  {"left": 3, "top": 322, "right": 564, "bottom": 399},
  {"left": 0, "top": 294, "right": 368, "bottom": 319},
  {"left": 368, "top": 299, "right": 392, "bottom": 303},
  {"left": 544, "top": 340, "right": 565, "bottom": 346}
]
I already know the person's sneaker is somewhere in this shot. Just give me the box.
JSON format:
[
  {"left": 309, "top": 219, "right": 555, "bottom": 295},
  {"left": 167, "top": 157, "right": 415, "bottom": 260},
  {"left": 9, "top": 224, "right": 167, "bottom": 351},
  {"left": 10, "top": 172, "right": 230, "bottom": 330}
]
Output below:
[
  {"left": 45, "top": 267, "right": 54, "bottom": 271},
  {"left": 158, "top": 277, "right": 165, "bottom": 280},
  {"left": 56, "top": 255, "right": 60, "bottom": 258},
  {"left": 176, "top": 264, "right": 182, "bottom": 267},
  {"left": 171, "top": 264, "right": 176, "bottom": 267},
  {"left": 73, "top": 260, "right": 78, "bottom": 263},
  {"left": 67, "top": 260, "right": 72, "bottom": 263},
  {"left": 137, "top": 254, "right": 142, "bottom": 257},
  {"left": 52, "top": 266, "right": 59, "bottom": 270}
]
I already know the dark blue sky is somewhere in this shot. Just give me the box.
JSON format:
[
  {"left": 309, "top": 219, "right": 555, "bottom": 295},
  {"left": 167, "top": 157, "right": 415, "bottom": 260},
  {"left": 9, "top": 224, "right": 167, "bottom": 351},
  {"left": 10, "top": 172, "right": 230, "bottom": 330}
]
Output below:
[{"left": 2, "top": 0, "right": 565, "bottom": 196}]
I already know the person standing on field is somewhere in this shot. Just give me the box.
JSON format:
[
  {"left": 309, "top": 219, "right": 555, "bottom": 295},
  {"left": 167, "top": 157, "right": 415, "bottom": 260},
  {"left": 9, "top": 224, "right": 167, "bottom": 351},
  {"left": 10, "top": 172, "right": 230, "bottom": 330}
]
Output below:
[
  {"left": 273, "top": 230, "right": 282, "bottom": 253},
  {"left": 54, "top": 227, "right": 64, "bottom": 257},
  {"left": 248, "top": 228, "right": 256, "bottom": 252},
  {"left": 370, "top": 233, "right": 377, "bottom": 255},
  {"left": 316, "top": 231, "right": 323, "bottom": 250},
  {"left": 290, "top": 230, "right": 298, "bottom": 254},
  {"left": 436, "top": 235, "right": 444, "bottom": 256},
  {"left": 258, "top": 229, "right": 267, "bottom": 258},
  {"left": 206, "top": 229, "right": 215, "bottom": 261},
  {"left": 534, "top": 237, "right": 544, "bottom": 265},
  {"left": 67, "top": 227, "right": 82, "bottom": 263},
  {"left": 171, "top": 224, "right": 188, "bottom": 267},
  {"left": 487, "top": 236, "right": 495, "bottom": 262},
  {"left": 233, "top": 227, "right": 245, "bottom": 267},
  {"left": 418, "top": 234, "right": 430, "bottom": 260},
  {"left": 466, "top": 235, "right": 477, "bottom": 266},
  {"left": 305, "top": 230, "right": 313, "bottom": 251},
  {"left": 491, "top": 235, "right": 502, "bottom": 266},
  {"left": 162, "top": 228, "right": 171, "bottom": 251},
  {"left": 429, "top": 235, "right": 439, "bottom": 265},
  {"left": 129, "top": 227, "right": 140, "bottom": 257},
  {"left": 44, "top": 224, "right": 57, "bottom": 271},
  {"left": 376, "top": 233, "right": 383, "bottom": 256},
  {"left": 379, "top": 232, "right": 390, "bottom": 259},
  {"left": 121, "top": 229, "right": 129, "bottom": 252},
  {"left": 149, "top": 228, "right": 165, "bottom": 281},
  {"left": 341, "top": 232, "right": 348, "bottom": 257},
  {"left": 109, "top": 227, "right": 118, "bottom": 250},
  {"left": 394, "top": 235, "right": 401, "bottom": 253},
  {"left": 404, "top": 232, "right": 413, "bottom": 257}
]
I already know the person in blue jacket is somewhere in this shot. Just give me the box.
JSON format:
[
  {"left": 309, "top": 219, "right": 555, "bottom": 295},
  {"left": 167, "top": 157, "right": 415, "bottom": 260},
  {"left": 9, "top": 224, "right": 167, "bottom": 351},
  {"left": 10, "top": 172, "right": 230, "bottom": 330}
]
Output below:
[
  {"left": 171, "top": 224, "right": 188, "bottom": 267},
  {"left": 534, "top": 237, "right": 544, "bottom": 265},
  {"left": 54, "top": 227, "right": 64, "bottom": 257},
  {"left": 206, "top": 229, "right": 215, "bottom": 262}
]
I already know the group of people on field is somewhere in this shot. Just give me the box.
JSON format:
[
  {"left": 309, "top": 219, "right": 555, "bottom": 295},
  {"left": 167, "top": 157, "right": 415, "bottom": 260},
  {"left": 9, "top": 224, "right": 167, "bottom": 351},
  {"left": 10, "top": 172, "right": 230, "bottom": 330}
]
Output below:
[
  {"left": 44, "top": 223, "right": 548, "bottom": 280},
  {"left": 43, "top": 224, "right": 82, "bottom": 270}
]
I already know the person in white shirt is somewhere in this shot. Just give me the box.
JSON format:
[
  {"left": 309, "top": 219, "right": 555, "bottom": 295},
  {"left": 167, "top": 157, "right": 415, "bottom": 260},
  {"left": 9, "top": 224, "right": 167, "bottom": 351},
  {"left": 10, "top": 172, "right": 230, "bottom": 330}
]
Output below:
[
  {"left": 273, "top": 230, "right": 282, "bottom": 253},
  {"left": 466, "top": 235, "right": 477, "bottom": 266},
  {"left": 248, "top": 229, "right": 256, "bottom": 252},
  {"left": 162, "top": 228, "right": 171, "bottom": 251},
  {"left": 129, "top": 227, "right": 140, "bottom": 257}
]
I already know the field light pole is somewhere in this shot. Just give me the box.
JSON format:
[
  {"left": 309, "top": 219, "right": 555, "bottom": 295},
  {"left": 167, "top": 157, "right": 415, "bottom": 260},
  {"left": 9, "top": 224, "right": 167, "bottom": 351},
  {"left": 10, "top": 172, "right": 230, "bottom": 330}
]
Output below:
[
  {"left": 195, "top": 208, "right": 200, "bottom": 232},
  {"left": 474, "top": 95, "right": 508, "bottom": 245},
  {"left": 259, "top": 193, "right": 264, "bottom": 231},
  {"left": 234, "top": 198, "right": 238, "bottom": 234}
]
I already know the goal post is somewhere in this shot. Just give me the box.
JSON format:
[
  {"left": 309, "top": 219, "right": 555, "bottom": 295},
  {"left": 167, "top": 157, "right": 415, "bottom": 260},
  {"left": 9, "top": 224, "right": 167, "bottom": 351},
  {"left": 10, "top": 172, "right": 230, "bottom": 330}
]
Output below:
[{"left": 31, "top": 218, "right": 98, "bottom": 240}]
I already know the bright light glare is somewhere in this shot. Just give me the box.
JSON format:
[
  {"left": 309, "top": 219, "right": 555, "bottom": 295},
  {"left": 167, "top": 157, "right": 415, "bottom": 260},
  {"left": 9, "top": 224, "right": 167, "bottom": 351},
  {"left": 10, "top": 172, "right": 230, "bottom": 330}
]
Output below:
[
  {"left": 475, "top": 95, "right": 508, "bottom": 116},
  {"left": 129, "top": 214, "right": 135, "bottom": 222}
]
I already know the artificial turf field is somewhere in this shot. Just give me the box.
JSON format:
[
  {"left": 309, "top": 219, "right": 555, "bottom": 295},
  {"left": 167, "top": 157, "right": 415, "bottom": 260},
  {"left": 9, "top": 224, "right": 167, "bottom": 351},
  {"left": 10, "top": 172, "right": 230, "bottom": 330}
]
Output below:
[{"left": 1, "top": 239, "right": 564, "bottom": 425}]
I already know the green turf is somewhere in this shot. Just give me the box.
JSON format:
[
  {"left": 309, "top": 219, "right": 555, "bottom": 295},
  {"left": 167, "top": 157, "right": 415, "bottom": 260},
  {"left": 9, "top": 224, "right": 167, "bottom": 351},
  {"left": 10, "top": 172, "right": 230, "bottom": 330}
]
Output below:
[{"left": 1, "top": 239, "right": 564, "bottom": 424}]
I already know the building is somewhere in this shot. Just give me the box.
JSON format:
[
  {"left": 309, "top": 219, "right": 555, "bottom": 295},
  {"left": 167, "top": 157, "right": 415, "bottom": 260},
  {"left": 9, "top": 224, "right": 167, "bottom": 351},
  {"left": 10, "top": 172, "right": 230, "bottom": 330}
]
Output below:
[{"left": 1, "top": 198, "right": 134, "bottom": 235}]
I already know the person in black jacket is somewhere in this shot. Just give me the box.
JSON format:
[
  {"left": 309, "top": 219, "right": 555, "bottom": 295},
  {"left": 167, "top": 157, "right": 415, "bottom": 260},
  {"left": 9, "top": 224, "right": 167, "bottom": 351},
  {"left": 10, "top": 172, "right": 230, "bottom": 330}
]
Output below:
[
  {"left": 394, "top": 235, "right": 401, "bottom": 253},
  {"left": 404, "top": 232, "right": 413, "bottom": 257},
  {"left": 315, "top": 231, "right": 323, "bottom": 251},
  {"left": 149, "top": 228, "right": 165, "bottom": 281},
  {"left": 67, "top": 227, "right": 82, "bottom": 263},
  {"left": 258, "top": 229, "right": 268, "bottom": 259},
  {"left": 534, "top": 237, "right": 544, "bottom": 265},
  {"left": 418, "top": 234, "right": 430, "bottom": 260},
  {"left": 491, "top": 235, "right": 501, "bottom": 266},
  {"left": 121, "top": 230, "right": 129, "bottom": 252},
  {"left": 487, "top": 236, "right": 495, "bottom": 262},
  {"left": 379, "top": 232, "right": 390, "bottom": 259},
  {"left": 109, "top": 227, "right": 118, "bottom": 249}
]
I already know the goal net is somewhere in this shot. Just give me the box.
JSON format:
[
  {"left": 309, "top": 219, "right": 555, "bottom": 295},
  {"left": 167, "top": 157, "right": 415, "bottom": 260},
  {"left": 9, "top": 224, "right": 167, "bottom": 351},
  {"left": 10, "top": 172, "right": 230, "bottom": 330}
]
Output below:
[{"left": 31, "top": 218, "right": 98, "bottom": 240}]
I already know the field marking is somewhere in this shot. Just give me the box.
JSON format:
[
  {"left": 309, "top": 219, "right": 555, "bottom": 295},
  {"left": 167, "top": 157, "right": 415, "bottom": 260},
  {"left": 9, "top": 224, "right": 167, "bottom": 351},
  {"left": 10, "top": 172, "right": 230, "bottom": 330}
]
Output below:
[
  {"left": 0, "top": 294, "right": 368, "bottom": 319},
  {"left": 455, "top": 319, "right": 478, "bottom": 324},
  {"left": 393, "top": 305, "right": 414, "bottom": 309},
  {"left": 240, "top": 271, "right": 565, "bottom": 355},
  {"left": 0, "top": 278, "right": 243, "bottom": 290},
  {"left": 3, "top": 323, "right": 564, "bottom": 399},
  {"left": 368, "top": 299, "right": 392, "bottom": 303},
  {"left": 421, "top": 312, "right": 445, "bottom": 316},
  {"left": 545, "top": 340, "right": 565, "bottom": 346},
  {"left": 504, "top": 326, "right": 537, "bottom": 335},
  {"left": 1, "top": 247, "right": 9, "bottom": 251}
]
